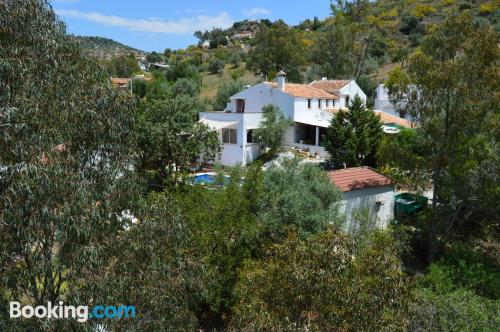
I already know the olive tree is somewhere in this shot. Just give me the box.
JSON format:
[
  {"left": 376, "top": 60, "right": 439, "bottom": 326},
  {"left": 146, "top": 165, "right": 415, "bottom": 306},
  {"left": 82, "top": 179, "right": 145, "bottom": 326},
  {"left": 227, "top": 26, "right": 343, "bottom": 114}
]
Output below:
[{"left": 231, "top": 229, "right": 410, "bottom": 331}]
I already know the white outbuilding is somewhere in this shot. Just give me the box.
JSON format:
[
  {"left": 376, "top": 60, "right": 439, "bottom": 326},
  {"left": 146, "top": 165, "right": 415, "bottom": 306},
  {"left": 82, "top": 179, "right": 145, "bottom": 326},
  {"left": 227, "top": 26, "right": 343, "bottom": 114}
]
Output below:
[{"left": 328, "top": 167, "right": 395, "bottom": 230}]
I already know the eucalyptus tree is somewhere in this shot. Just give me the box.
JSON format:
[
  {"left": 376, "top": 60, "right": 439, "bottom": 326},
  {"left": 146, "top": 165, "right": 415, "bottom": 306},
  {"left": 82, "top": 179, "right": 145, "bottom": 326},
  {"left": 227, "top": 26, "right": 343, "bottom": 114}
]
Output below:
[
  {"left": 386, "top": 12, "right": 500, "bottom": 261},
  {"left": 0, "top": 0, "right": 140, "bottom": 316}
]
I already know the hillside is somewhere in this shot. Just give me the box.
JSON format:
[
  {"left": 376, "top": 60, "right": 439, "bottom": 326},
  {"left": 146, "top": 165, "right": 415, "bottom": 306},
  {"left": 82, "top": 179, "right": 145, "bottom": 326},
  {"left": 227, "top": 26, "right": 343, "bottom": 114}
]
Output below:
[
  {"left": 200, "top": 62, "right": 260, "bottom": 99},
  {"left": 76, "top": 36, "right": 145, "bottom": 60}
]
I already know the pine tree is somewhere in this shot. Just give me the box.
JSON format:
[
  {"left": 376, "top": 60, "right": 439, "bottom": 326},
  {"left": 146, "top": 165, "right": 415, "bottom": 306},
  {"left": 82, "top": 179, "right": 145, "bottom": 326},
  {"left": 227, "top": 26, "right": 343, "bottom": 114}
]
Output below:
[{"left": 323, "top": 96, "right": 382, "bottom": 168}]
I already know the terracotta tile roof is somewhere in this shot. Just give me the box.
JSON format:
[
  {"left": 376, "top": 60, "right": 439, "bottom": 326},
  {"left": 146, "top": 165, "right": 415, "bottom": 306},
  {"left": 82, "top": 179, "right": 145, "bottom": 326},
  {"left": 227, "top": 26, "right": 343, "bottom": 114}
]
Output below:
[
  {"left": 266, "top": 82, "right": 339, "bottom": 99},
  {"left": 110, "top": 77, "right": 131, "bottom": 85},
  {"left": 328, "top": 167, "right": 392, "bottom": 192},
  {"left": 309, "top": 80, "right": 351, "bottom": 92},
  {"left": 374, "top": 110, "right": 412, "bottom": 128}
]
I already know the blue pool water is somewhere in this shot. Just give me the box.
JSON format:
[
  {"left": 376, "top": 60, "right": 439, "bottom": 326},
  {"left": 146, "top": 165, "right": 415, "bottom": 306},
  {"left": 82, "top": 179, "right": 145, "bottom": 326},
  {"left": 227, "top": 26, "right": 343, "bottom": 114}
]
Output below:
[{"left": 193, "top": 173, "right": 217, "bottom": 184}]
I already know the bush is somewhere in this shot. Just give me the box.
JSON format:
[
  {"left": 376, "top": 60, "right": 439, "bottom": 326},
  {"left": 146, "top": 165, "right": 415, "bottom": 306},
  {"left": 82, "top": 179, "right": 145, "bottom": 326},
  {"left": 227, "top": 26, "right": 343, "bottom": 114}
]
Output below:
[
  {"left": 212, "top": 79, "right": 245, "bottom": 112},
  {"left": 409, "top": 289, "right": 500, "bottom": 331},
  {"left": 231, "top": 229, "right": 410, "bottom": 331},
  {"left": 229, "top": 52, "right": 242, "bottom": 68},
  {"left": 208, "top": 58, "right": 225, "bottom": 74},
  {"left": 172, "top": 78, "right": 200, "bottom": 96},
  {"left": 257, "top": 157, "right": 343, "bottom": 238}
]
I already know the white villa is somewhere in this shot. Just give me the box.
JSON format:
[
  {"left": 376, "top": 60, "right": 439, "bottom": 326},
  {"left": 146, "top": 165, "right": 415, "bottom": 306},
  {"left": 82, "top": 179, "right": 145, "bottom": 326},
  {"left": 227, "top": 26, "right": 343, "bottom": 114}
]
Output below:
[{"left": 199, "top": 72, "right": 368, "bottom": 166}]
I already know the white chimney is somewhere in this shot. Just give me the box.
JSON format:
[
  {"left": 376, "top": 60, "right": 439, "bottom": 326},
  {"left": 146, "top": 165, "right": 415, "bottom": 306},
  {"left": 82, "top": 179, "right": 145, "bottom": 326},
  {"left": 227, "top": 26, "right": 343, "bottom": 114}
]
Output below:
[{"left": 277, "top": 70, "right": 286, "bottom": 91}]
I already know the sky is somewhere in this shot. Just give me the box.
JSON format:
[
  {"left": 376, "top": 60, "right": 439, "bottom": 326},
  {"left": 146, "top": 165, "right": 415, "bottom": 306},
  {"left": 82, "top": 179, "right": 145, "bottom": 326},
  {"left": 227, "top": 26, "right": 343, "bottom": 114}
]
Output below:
[{"left": 52, "top": 0, "right": 333, "bottom": 52}]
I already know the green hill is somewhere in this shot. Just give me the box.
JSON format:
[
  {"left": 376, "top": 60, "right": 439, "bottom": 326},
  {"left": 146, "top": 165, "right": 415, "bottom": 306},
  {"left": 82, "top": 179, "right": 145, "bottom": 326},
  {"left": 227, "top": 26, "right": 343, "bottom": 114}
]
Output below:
[{"left": 75, "top": 36, "right": 145, "bottom": 60}]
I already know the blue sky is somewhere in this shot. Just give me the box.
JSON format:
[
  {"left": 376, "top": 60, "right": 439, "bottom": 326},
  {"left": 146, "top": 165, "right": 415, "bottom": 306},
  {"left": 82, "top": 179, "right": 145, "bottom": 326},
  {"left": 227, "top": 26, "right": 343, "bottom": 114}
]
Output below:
[{"left": 52, "top": 0, "right": 333, "bottom": 52}]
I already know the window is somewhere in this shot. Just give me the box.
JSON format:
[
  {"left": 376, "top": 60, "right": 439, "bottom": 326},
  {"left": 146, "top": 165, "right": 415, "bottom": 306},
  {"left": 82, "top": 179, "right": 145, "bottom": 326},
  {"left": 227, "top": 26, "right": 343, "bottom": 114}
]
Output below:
[
  {"left": 307, "top": 99, "right": 311, "bottom": 109},
  {"left": 222, "top": 128, "right": 237, "bottom": 144},
  {"left": 246, "top": 129, "right": 254, "bottom": 143},
  {"left": 345, "top": 95, "right": 350, "bottom": 107},
  {"left": 326, "top": 99, "right": 329, "bottom": 107},
  {"left": 318, "top": 99, "right": 322, "bottom": 108},
  {"left": 236, "top": 99, "right": 245, "bottom": 113}
]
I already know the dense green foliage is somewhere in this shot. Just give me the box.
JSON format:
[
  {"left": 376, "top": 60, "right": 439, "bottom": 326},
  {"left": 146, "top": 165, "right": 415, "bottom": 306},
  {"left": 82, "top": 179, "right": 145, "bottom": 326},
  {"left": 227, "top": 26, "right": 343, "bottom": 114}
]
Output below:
[
  {"left": 259, "top": 158, "right": 343, "bottom": 239},
  {"left": 247, "top": 21, "right": 306, "bottom": 82},
  {"left": 212, "top": 79, "right": 245, "bottom": 112},
  {"left": 136, "top": 95, "right": 220, "bottom": 186},
  {"left": 104, "top": 53, "right": 140, "bottom": 77},
  {"left": 231, "top": 229, "right": 410, "bottom": 331},
  {"left": 323, "top": 95, "right": 382, "bottom": 168},
  {"left": 0, "top": 1, "right": 140, "bottom": 330},
  {"left": 253, "top": 104, "right": 290, "bottom": 155},
  {"left": 1, "top": 1, "right": 499, "bottom": 331},
  {"left": 385, "top": 12, "right": 499, "bottom": 261}
]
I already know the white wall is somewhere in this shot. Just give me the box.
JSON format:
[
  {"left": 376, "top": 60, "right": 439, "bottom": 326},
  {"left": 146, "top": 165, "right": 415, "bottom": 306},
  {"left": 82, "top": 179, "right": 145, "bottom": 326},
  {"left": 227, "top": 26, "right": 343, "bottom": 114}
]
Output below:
[
  {"left": 339, "top": 185, "right": 394, "bottom": 231},
  {"left": 293, "top": 98, "right": 332, "bottom": 128},
  {"left": 230, "top": 83, "right": 295, "bottom": 118},
  {"left": 374, "top": 84, "right": 399, "bottom": 117},
  {"left": 339, "top": 81, "right": 367, "bottom": 108},
  {"left": 199, "top": 112, "right": 264, "bottom": 166}
]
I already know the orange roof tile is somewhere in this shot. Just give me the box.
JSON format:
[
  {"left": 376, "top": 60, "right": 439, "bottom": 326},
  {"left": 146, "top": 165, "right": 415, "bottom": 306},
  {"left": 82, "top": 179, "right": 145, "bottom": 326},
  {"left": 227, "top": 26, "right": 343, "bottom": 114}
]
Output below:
[
  {"left": 309, "top": 80, "right": 351, "bottom": 92},
  {"left": 328, "top": 167, "right": 392, "bottom": 192},
  {"left": 374, "top": 111, "right": 412, "bottom": 128},
  {"left": 110, "top": 77, "right": 130, "bottom": 85},
  {"left": 266, "top": 82, "right": 339, "bottom": 99}
]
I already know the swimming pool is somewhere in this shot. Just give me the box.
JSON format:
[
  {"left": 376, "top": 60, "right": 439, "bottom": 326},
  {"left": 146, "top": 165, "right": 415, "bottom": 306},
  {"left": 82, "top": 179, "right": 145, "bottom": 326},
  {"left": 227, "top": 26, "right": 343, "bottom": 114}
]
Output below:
[
  {"left": 193, "top": 173, "right": 217, "bottom": 184},
  {"left": 192, "top": 173, "right": 230, "bottom": 185}
]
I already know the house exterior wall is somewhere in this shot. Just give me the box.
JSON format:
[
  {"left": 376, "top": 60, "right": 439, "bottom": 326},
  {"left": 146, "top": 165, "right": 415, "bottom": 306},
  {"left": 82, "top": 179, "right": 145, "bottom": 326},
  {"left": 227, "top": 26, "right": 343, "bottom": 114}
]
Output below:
[
  {"left": 199, "top": 111, "right": 264, "bottom": 166},
  {"left": 200, "top": 79, "right": 369, "bottom": 166},
  {"left": 293, "top": 98, "right": 332, "bottom": 128},
  {"left": 339, "top": 185, "right": 395, "bottom": 230},
  {"left": 338, "top": 81, "right": 367, "bottom": 108},
  {"left": 374, "top": 84, "right": 401, "bottom": 117},
  {"left": 229, "top": 83, "right": 295, "bottom": 118}
]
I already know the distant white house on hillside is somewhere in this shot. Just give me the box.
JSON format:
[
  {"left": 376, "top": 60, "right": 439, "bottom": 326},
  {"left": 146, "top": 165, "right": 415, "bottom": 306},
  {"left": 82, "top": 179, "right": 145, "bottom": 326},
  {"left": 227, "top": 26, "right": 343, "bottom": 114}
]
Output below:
[
  {"left": 328, "top": 167, "right": 395, "bottom": 229},
  {"left": 374, "top": 84, "right": 419, "bottom": 124},
  {"left": 199, "top": 73, "right": 368, "bottom": 166}
]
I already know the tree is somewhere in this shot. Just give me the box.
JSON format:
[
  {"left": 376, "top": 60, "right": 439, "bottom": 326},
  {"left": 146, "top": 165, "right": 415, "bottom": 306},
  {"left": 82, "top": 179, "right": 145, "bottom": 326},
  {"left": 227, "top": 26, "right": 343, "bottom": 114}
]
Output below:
[
  {"left": 172, "top": 77, "right": 200, "bottom": 96},
  {"left": 208, "top": 58, "right": 225, "bottom": 74},
  {"left": 258, "top": 158, "right": 343, "bottom": 239},
  {"left": 73, "top": 194, "right": 201, "bottom": 331},
  {"left": 323, "top": 95, "right": 382, "bottom": 168},
  {"left": 253, "top": 104, "right": 290, "bottom": 155},
  {"left": 106, "top": 53, "right": 140, "bottom": 77},
  {"left": 194, "top": 28, "right": 228, "bottom": 49},
  {"left": 175, "top": 166, "right": 262, "bottom": 329},
  {"left": 310, "top": 22, "right": 356, "bottom": 79},
  {"left": 386, "top": 12, "right": 500, "bottom": 262},
  {"left": 137, "top": 95, "right": 220, "bottom": 186},
  {"left": 131, "top": 77, "right": 147, "bottom": 98},
  {"left": 212, "top": 79, "right": 245, "bottom": 112},
  {"left": 228, "top": 51, "right": 242, "bottom": 68},
  {"left": 145, "top": 50, "right": 164, "bottom": 64},
  {"left": 231, "top": 228, "right": 410, "bottom": 331},
  {"left": 377, "top": 128, "right": 430, "bottom": 193},
  {"left": 247, "top": 21, "right": 306, "bottom": 82},
  {"left": 0, "top": 0, "right": 139, "bottom": 326}
]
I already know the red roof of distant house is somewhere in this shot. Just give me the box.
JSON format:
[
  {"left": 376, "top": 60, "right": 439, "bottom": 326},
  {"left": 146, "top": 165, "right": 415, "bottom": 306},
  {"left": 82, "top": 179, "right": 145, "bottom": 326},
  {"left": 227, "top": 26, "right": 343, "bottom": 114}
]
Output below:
[
  {"left": 110, "top": 77, "right": 130, "bottom": 86},
  {"left": 328, "top": 167, "right": 392, "bottom": 192},
  {"left": 374, "top": 110, "right": 413, "bottom": 128}
]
